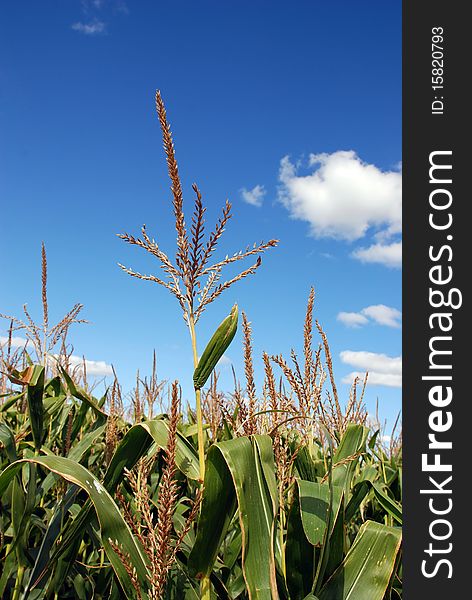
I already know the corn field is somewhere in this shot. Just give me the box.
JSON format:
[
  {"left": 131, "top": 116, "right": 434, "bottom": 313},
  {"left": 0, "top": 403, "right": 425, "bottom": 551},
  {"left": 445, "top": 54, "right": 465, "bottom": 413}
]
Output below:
[{"left": 0, "top": 93, "right": 402, "bottom": 599}]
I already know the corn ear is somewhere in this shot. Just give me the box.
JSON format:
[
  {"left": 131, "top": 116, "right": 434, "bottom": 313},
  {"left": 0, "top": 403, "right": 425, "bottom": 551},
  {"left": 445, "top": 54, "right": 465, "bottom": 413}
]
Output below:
[{"left": 193, "top": 305, "right": 238, "bottom": 390}]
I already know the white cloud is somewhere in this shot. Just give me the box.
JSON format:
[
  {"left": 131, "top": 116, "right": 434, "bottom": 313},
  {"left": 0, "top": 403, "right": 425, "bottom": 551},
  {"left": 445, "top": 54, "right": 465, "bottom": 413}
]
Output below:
[
  {"left": 217, "top": 354, "right": 232, "bottom": 368},
  {"left": 278, "top": 151, "right": 401, "bottom": 241},
  {"left": 0, "top": 336, "right": 29, "bottom": 349},
  {"left": 351, "top": 241, "right": 402, "bottom": 268},
  {"left": 340, "top": 350, "right": 402, "bottom": 388},
  {"left": 65, "top": 355, "right": 113, "bottom": 377},
  {"left": 0, "top": 337, "right": 113, "bottom": 377},
  {"left": 361, "top": 305, "right": 401, "bottom": 328},
  {"left": 197, "top": 353, "right": 232, "bottom": 368},
  {"left": 342, "top": 371, "right": 402, "bottom": 388},
  {"left": 340, "top": 350, "right": 402, "bottom": 375},
  {"left": 337, "top": 312, "right": 369, "bottom": 328},
  {"left": 337, "top": 304, "right": 401, "bottom": 329},
  {"left": 72, "top": 19, "right": 106, "bottom": 35},
  {"left": 241, "top": 184, "right": 266, "bottom": 207}
]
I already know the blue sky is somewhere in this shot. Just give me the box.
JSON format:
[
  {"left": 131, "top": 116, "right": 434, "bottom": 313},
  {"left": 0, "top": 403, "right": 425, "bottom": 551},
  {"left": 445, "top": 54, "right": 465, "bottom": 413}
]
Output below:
[{"left": 1, "top": 1, "right": 401, "bottom": 429}]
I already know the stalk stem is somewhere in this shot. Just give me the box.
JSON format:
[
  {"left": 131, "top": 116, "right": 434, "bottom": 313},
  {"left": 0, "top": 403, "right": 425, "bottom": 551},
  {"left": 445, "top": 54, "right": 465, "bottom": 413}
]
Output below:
[
  {"left": 201, "top": 574, "right": 211, "bottom": 598},
  {"left": 12, "top": 564, "right": 24, "bottom": 600},
  {"left": 279, "top": 491, "right": 286, "bottom": 579},
  {"left": 188, "top": 314, "right": 211, "bottom": 598},
  {"left": 188, "top": 314, "right": 205, "bottom": 482}
]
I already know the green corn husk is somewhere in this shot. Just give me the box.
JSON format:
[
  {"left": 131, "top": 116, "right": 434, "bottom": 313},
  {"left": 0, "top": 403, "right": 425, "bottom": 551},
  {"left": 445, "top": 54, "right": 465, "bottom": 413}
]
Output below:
[{"left": 193, "top": 305, "right": 238, "bottom": 390}]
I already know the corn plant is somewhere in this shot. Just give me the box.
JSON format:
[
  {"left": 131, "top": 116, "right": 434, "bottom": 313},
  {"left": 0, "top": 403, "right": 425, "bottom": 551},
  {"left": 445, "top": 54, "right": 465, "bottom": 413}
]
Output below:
[
  {"left": 0, "top": 93, "right": 401, "bottom": 600},
  {"left": 118, "top": 91, "right": 277, "bottom": 487}
]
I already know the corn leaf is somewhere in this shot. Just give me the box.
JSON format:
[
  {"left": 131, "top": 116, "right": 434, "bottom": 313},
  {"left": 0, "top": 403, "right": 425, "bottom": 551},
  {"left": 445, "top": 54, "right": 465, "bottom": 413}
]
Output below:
[
  {"left": 26, "top": 365, "right": 45, "bottom": 451},
  {"left": 0, "top": 422, "right": 18, "bottom": 463},
  {"left": 345, "top": 480, "right": 402, "bottom": 525},
  {"left": 188, "top": 435, "right": 278, "bottom": 599},
  {"left": 59, "top": 366, "right": 107, "bottom": 418},
  {"left": 286, "top": 483, "right": 315, "bottom": 600},
  {"left": 332, "top": 424, "right": 369, "bottom": 495},
  {"left": 372, "top": 483, "right": 402, "bottom": 525},
  {"left": 142, "top": 419, "right": 200, "bottom": 480},
  {"left": 39, "top": 423, "right": 107, "bottom": 497},
  {"left": 23, "top": 485, "right": 79, "bottom": 597},
  {"left": 47, "top": 417, "right": 199, "bottom": 587},
  {"left": 0, "top": 456, "right": 149, "bottom": 599},
  {"left": 297, "top": 480, "right": 343, "bottom": 547},
  {"left": 318, "top": 520, "right": 402, "bottom": 600},
  {"left": 193, "top": 305, "right": 238, "bottom": 390}
]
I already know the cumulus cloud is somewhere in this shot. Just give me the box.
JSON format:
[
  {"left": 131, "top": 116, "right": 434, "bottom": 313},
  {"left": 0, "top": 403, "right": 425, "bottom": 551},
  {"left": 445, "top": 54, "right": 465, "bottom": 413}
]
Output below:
[
  {"left": 351, "top": 241, "right": 402, "bottom": 268},
  {"left": 72, "top": 19, "right": 106, "bottom": 35},
  {"left": 64, "top": 355, "right": 113, "bottom": 377},
  {"left": 340, "top": 350, "right": 402, "bottom": 388},
  {"left": 361, "top": 305, "right": 401, "bottom": 328},
  {"left": 241, "top": 184, "right": 266, "bottom": 207},
  {"left": 340, "top": 350, "right": 402, "bottom": 374},
  {"left": 197, "top": 353, "right": 232, "bottom": 368},
  {"left": 0, "top": 336, "right": 112, "bottom": 377},
  {"left": 337, "top": 312, "right": 369, "bottom": 328},
  {"left": 342, "top": 371, "right": 402, "bottom": 388},
  {"left": 337, "top": 304, "right": 401, "bottom": 329},
  {"left": 0, "top": 336, "right": 29, "bottom": 349},
  {"left": 278, "top": 151, "right": 401, "bottom": 241},
  {"left": 217, "top": 354, "right": 232, "bottom": 367}
]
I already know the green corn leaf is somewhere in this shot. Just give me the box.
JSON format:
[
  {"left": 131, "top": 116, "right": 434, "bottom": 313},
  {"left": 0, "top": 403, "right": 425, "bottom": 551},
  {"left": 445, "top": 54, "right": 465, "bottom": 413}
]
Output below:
[
  {"left": 187, "top": 444, "right": 238, "bottom": 578},
  {"left": 11, "top": 476, "right": 27, "bottom": 563},
  {"left": 26, "top": 365, "right": 45, "bottom": 451},
  {"left": 59, "top": 366, "right": 107, "bottom": 419},
  {"left": 47, "top": 417, "right": 199, "bottom": 586},
  {"left": 193, "top": 305, "right": 238, "bottom": 390},
  {"left": 294, "top": 444, "right": 319, "bottom": 482},
  {"left": 188, "top": 435, "right": 278, "bottom": 600},
  {"left": 104, "top": 418, "right": 200, "bottom": 489},
  {"left": 39, "top": 424, "right": 107, "bottom": 497},
  {"left": 0, "top": 422, "right": 18, "bottom": 463},
  {"left": 286, "top": 482, "right": 315, "bottom": 600},
  {"left": 345, "top": 480, "right": 371, "bottom": 523},
  {"left": 0, "top": 391, "right": 26, "bottom": 412},
  {"left": 0, "top": 456, "right": 149, "bottom": 599},
  {"left": 368, "top": 429, "right": 380, "bottom": 450},
  {"left": 296, "top": 480, "right": 343, "bottom": 547},
  {"left": 0, "top": 551, "right": 16, "bottom": 598},
  {"left": 312, "top": 428, "right": 336, "bottom": 595},
  {"left": 332, "top": 424, "right": 369, "bottom": 495},
  {"left": 23, "top": 485, "right": 79, "bottom": 596},
  {"left": 323, "top": 503, "right": 345, "bottom": 583},
  {"left": 372, "top": 483, "right": 403, "bottom": 525},
  {"left": 318, "top": 521, "right": 402, "bottom": 600},
  {"left": 345, "top": 480, "right": 402, "bottom": 525},
  {"left": 222, "top": 530, "right": 243, "bottom": 572},
  {"left": 7, "top": 365, "right": 45, "bottom": 451}
]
